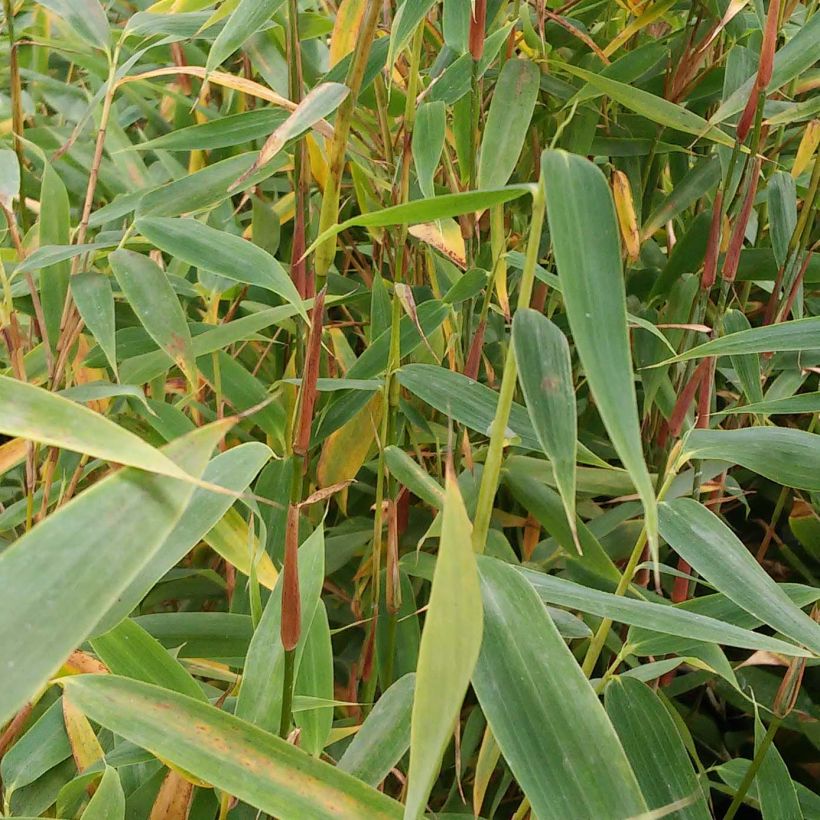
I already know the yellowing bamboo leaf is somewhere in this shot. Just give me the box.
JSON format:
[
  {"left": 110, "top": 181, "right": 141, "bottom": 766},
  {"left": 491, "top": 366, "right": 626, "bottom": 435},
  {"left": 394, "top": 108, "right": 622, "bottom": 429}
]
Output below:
[
  {"left": 317, "top": 392, "right": 383, "bottom": 512},
  {"left": 204, "top": 508, "right": 279, "bottom": 589},
  {"left": 405, "top": 472, "right": 483, "bottom": 819},
  {"left": 63, "top": 696, "right": 105, "bottom": 772},
  {"left": 330, "top": 0, "right": 366, "bottom": 66},
  {"left": 408, "top": 218, "right": 466, "bottom": 268}
]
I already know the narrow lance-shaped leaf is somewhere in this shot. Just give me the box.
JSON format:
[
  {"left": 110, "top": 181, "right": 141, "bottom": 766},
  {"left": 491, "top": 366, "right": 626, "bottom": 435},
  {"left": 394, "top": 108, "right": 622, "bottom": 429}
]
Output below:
[
  {"left": 683, "top": 427, "right": 820, "bottom": 492},
  {"left": 473, "top": 557, "right": 648, "bottom": 819},
  {"left": 71, "top": 272, "right": 118, "bottom": 378},
  {"left": 137, "top": 216, "right": 306, "bottom": 320},
  {"left": 405, "top": 471, "right": 483, "bottom": 819},
  {"left": 477, "top": 59, "right": 540, "bottom": 190},
  {"left": 413, "top": 102, "right": 446, "bottom": 200},
  {"left": 305, "top": 186, "right": 532, "bottom": 259},
  {"left": 38, "top": 161, "right": 71, "bottom": 349},
  {"left": 0, "top": 375, "right": 193, "bottom": 480},
  {"left": 541, "top": 149, "right": 658, "bottom": 564},
  {"left": 518, "top": 567, "right": 810, "bottom": 656},
  {"left": 562, "top": 65, "right": 735, "bottom": 147},
  {"left": 61, "top": 675, "right": 403, "bottom": 820},
  {"left": 236, "top": 525, "right": 325, "bottom": 733},
  {"left": 0, "top": 421, "right": 230, "bottom": 724},
  {"left": 605, "top": 677, "right": 710, "bottom": 819},
  {"left": 90, "top": 617, "right": 205, "bottom": 702},
  {"left": 94, "top": 442, "right": 271, "bottom": 633},
  {"left": 657, "top": 316, "right": 820, "bottom": 363},
  {"left": 232, "top": 83, "right": 349, "bottom": 188},
  {"left": 338, "top": 674, "right": 415, "bottom": 787},
  {"left": 658, "top": 498, "right": 820, "bottom": 656},
  {"left": 513, "top": 309, "right": 579, "bottom": 550},
  {"left": 110, "top": 249, "right": 197, "bottom": 386},
  {"left": 206, "top": 0, "right": 288, "bottom": 75}
]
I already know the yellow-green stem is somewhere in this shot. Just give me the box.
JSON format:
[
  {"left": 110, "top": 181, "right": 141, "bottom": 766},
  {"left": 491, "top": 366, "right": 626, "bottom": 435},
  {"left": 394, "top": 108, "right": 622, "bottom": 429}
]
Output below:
[{"left": 471, "top": 188, "right": 545, "bottom": 552}]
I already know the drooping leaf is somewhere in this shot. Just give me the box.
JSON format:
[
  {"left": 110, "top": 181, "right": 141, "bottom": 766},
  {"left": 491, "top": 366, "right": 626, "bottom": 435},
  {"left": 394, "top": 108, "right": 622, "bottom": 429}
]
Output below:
[
  {"left": 660, "top": 316, "right": 820, "bottom": 363},
  {"left": 70, "top": 273, "right": 118, "bottom": 377},
  {"left": 0, "top": 375, "right": 193, "bottom": 480},
  {"left": 0, "top": 422, "right": 230, "bottom": 724},
  {"left": 684, "top": 427, "right": 820, "bottom": 491},
  {"left": 62, "top": 675, "right": 403, "bottom": 819},
  {"left": 110, "top": 249, "right": 197, "bottom": 384},
  {"left": 137, "top": 217, "right": 306, "bottom": 318},
  {"left": 658, "top": 499, "right": 820, "bottom": 655},
  {"left": 519, "top": 566, "right": 810, "bottom": 655},
  {"left": 206, "top": 0, "right": 288, "bottom": 74}
]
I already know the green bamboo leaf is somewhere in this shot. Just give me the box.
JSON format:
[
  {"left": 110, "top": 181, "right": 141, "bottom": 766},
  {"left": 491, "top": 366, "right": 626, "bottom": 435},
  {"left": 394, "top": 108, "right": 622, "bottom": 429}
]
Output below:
[
  {"left": 723, "top": 309, "right": 764, "bottom": 404},
  {"left": 305, "top": 186, "right": 533, "bottom": 259},
  {"left": 135, "top": 612, "right": 253, "bottom": 661},
  {"left": 206, "top": 0, "right": 288, "bottom": 74},
  {"left": 80, "top": 766, "right": 124, "bottom": 820},
  {"left": 388, "top": 0, "right": 437, "bottom": 69},
  {"left": 0, "top": 699, "right": 70, "bottom": 798},
  {"left": 714, "top": 392, "right": 820, "bottom": 416},
  {"left": 71, "top": 273, "right": 117, "bottom": 376},
  {"left": 605, "top": 677, "right": 710, "bottom": 819},
  {"left": 0, "top": 422, "right": 230, "bottom": 724},
  {"left": 561, "top": 65, "right": 735, "bottom": 147},
  {"left": 38, "top": 162, "right": 71, "bottom": 349},
  {"left": 61, "top": 675, "right": 403, "bottom": 819},
  {"left": 513, "top": 308, "right": 578, "bottom": 548},
  {"left": 413, "top": 102, "right": 446, "bottom": 199},
  {"left": 243, "top": 82, "right": 349, "bottom": 174},
  {"left": 294, "top": 601, "right": 334, "bottom": 756},
  {"left": 712, "top": 13, "right": 820, "bottom": 122},
  {"left": 754, "top": 712, "right": 801, "bottom": 819},
  {"left": 90, "top": 618, "right": 205, "bottom": 701},
  {"left": 627, "top": 584, "right": 820, "bottom": 657},
  {"left": 0, "top": 375, "right": 194, "bottom": 480},
  {"left": 767, "top": 171, "right": 797, "bottom": 267},
  {"left": 58, "top": 381, "right": 150, "bottom": 412},
  {"left": 95, "top": 442, "right": 270, "bottom": 633},
  {"left": 473, "top": 557, "right": 647, "bottom": 819},
  {"left": 541, "top": 149, "right": 658, "bottom": 562},
  {"left": 641, "top": 156, "right": 722, "bottom": 239},
  {"left": 384, "top": 445, "right": 445, "bottom": 510},
  {"left": 658, "top": 498, "right": 820, "bottom": 656},
  {"left": 14, "top": 242, "right": 114, "bottom": 274},
  {"left": 37, "top": 0, "right": 110, "bottom": 49},
  {"left": 518, "top": 567, "right": 810, "bottom": 655},
  {"left": 683, "top": 427, "right": 820, "bottom": 491},
  {"left": 236, "top": 525, "right": 325, "bottom": 733},
  {"left": 110, "top": 249, "right": 197, "bottom": 385},
  {"left": 338, "top": 674, "right": 415, "bottom": 787},
  {"left": 478, "top": 59, "right": 540, "bottom": 189},
  {"left": 398, "top": 364, "right": 608, "bottom": 467},
  {"left": 137, "top": 152, "right": 285, "bottom": 218},
  {"left": 137, "top": 217, "right": 306, "bottom": 319},
  {"left": 127, "top": 108, "right": 287, "bottom": 152},
  {"left": 405, "top": 473, "right": 483, "bottom": 819},
  {"left": 658, "top": 316, "right": 820, "bottom": 363}
]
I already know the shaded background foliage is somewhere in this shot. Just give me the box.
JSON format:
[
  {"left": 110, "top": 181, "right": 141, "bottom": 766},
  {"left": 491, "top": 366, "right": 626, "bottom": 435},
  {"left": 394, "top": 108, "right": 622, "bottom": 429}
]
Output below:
[{"left": 0, "top": 0, "right": 819, "bottom": 817}]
